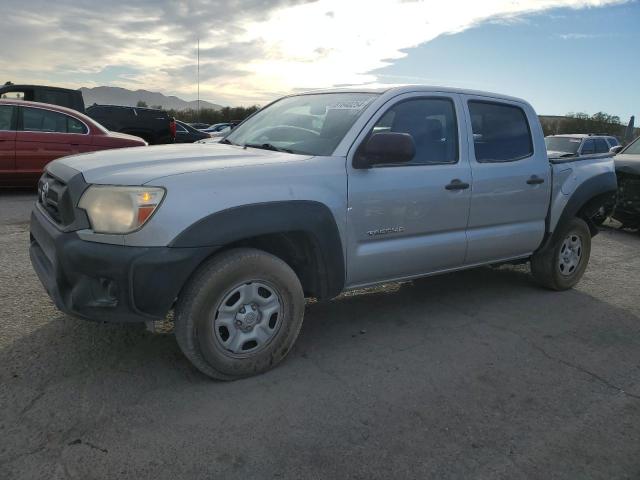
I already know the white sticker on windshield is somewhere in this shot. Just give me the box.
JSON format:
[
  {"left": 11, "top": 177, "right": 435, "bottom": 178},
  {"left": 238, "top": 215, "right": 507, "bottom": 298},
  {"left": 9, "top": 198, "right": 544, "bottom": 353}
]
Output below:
[
  {"left": 570, "top": 139, "right": 581, "bottom": 143},
  {"left": 327, "top": 97, "right": 376, "bottom": 111}
]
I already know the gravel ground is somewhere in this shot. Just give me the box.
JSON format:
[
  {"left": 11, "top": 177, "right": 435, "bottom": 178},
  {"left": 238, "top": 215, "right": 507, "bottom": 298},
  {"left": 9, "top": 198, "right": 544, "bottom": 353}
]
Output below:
[{"left": 1, "top": 190, "right": 639, "bottom": 480}]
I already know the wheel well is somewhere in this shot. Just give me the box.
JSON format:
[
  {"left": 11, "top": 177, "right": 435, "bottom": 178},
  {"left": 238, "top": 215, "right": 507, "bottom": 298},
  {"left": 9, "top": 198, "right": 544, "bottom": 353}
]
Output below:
[
  {"left": 577, "top": 191, "right": 617, "bottom": 236},
  {"left": 221, "top": 231, "right": 328, "bottom": 299}
]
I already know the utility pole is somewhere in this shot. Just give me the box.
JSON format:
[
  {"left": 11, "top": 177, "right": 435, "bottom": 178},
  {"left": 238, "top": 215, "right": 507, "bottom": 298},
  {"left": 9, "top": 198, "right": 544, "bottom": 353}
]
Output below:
[{"left": 197, "top": 38, "right": 200, "bottom": 122}]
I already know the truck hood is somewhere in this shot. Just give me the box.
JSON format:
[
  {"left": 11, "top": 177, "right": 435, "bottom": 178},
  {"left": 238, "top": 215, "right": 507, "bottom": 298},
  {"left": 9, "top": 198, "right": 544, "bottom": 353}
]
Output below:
[
  {"left": 53, "top": 143, "right": 313, "bottom": 184},
  {"left": 614, "top": 153, "right": 640, "bottom": 176}
]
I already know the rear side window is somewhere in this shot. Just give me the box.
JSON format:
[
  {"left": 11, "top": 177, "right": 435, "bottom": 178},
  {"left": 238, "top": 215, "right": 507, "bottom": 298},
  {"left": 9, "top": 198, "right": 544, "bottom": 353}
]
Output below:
[
  {"left": 371, "top": 97, "right": 458, "bottom": 165},
  {"left": 0, "top": 105, "right": 15, "bottom": 130},
  {"left": 137, "top": 109, "right": 166, "bottom": 119},
  {"left": 22, "top": 107, "right": 88, "bottom": 134},
  {"left": 607, "top": 137, "right": 619, "bottom": 147},
  {"left": 468, "top": 101, "right": 533, "bottom": 162},
  {"left": 594, "top": 138, "right": 610, "bottom": 154}
]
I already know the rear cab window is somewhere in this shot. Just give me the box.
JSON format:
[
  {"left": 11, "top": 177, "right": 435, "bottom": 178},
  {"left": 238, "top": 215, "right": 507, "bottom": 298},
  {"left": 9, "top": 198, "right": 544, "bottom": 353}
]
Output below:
[{"left": 468, "top": 101, "right": 533, "bottom": 162}]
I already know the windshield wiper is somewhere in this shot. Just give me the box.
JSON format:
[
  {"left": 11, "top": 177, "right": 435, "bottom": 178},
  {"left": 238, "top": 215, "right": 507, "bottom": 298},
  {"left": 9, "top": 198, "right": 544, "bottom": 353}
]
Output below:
[
  {"left": 243, "top": 143, "right": 294, "bottom": 154},
  {"left": 219, "top": 138, "right": 235, "bottom": 145}
]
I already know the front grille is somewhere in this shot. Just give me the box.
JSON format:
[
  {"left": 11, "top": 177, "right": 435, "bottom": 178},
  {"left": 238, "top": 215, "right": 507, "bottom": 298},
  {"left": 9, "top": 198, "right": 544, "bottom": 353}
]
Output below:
[{"left": 37, "top": 173, "right": 75, "bottom": 226}]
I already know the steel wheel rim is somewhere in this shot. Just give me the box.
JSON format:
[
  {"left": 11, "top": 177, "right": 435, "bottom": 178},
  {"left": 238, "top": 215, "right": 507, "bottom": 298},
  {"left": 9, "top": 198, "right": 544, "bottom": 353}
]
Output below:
[
  {"left": 212, "top": 281, "right": 283, "bottom": 357},
  {"left": 558, "top": 233, "right": 583, "bottom": 276}
]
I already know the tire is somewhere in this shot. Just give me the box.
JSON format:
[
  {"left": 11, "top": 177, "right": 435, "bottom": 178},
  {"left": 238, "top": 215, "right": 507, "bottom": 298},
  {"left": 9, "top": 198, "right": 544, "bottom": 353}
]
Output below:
[
  {"left": 531, "top": 217, "right": 591, "bottom": 291},
  {"left": 174, "top": 248, "right": 305, "bottom": 380}
]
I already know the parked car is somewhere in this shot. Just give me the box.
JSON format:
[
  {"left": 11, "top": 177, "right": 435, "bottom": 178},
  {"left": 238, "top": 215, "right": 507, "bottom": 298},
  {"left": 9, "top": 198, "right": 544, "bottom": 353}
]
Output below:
[
  {"left": 85, "top": 105, "right": 176, "bottom": 145},
  {"left": 0, "top": 99, "right": 146, "bottom": 186},
  {"left": 0, "top": 84, "right": 85, "bottom": 113},
  {"left": 175, "top": 120, "right": 211, "bottom": 143},
  {"left": 195, "top": 136, "right": 225, "bottom": 144},
  {"left": 189, "top": 122, "right": 210, "bottom": 130},
  {"left": 545, "top": 134, "right": 620, "bottom": 159},
  {"left": 610, "top": 135, "right": 640, "bottom": 228},
  {"left": 30, "top": 86, "right": 616, "bottom": 380},
  {"left": 200, "top": 123, "right": 231, "bottom": 133}
]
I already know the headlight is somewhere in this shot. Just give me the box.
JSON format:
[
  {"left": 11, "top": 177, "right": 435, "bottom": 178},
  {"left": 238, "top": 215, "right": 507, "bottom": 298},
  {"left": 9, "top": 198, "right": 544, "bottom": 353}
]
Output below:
[{"left": 78, "top": 186, "right": 165, "bottom": 234}]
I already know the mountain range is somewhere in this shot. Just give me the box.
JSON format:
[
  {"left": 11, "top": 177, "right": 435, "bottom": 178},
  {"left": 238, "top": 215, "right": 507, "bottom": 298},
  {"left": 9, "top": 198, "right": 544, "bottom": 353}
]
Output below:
[{"left": 80, "top": 86, "right": 222, "bottom": 111}]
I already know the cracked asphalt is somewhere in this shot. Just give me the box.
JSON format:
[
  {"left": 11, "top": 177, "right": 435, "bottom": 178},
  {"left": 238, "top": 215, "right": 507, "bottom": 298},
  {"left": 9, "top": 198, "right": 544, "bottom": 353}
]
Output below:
[{"left": 1, "top": 189, "right": 639, "bottom": 480}]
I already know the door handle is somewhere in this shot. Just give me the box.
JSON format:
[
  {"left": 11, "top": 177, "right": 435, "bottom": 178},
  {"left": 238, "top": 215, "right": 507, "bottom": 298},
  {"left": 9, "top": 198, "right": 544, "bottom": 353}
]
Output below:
[
  {"left": 527, "top": 175, "right": 545, "bottom": 185},
  {"left": 445, "top": 179, "right": 470, "bottom": 191}
]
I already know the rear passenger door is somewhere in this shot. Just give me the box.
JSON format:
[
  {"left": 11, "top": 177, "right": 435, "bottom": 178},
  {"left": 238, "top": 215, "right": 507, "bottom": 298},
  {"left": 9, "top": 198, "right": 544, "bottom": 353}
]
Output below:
[
  {"left": 462, "top": 96, "right": 551, "bottom": 264},
  {"left": 0, "top": 105, "right": 17, "bottom": 172},
  {"left": 346, "top": 93, "right": 472, "bottom": 286}
]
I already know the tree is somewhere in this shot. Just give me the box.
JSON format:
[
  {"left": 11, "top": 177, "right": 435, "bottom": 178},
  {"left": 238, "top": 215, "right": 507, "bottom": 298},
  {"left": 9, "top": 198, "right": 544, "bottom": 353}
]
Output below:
[
  {"left": 539, "top": 111, "right": 630, "bottom": 139},
  {"left": 167, "top": 106, "right": 261, "bottom": 125},
  {"left": 136, "top": 100, "right": 148, "bottom": 108}
]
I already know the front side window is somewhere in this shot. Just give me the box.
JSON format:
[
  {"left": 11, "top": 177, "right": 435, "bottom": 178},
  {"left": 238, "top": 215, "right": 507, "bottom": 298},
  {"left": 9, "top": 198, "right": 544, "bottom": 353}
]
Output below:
[
  {"left": 225, "top": 93, "right": 379, "bottom": 156},
  {"left": 0, "top": 105, "right": 15, "bottom": 130},
  {"left": 581, "top": 139, "right": 595, "bottom": 155},
  {"left": 469, "top": 101, "right": 533, "bottom": 162},
  {"left": 594, "top": 138, "right": 610, "bottom": 154},
  {"left": 607, "top": 137, "right": 619, "bottom": 147},
  {"left": 22, "top": 107, "right": 87, "bottom": 134},
  {"left": 369, "top": 97, "right": 458, "bottom": 165}
]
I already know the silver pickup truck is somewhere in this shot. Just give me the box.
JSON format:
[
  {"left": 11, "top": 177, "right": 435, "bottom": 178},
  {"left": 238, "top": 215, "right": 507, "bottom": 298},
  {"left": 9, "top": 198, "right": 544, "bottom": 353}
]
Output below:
[{"left": 30, "top": 86, "right": 617, "bottom": 379}]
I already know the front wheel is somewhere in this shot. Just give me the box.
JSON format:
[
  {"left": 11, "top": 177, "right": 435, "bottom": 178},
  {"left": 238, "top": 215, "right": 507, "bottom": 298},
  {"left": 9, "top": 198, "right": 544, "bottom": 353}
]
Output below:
[
  {"left": 531, "top": 217, "right": 592, "bottom": 291},
  {"left": 175, "top": 248, "right": 305, "bottom": 380}
]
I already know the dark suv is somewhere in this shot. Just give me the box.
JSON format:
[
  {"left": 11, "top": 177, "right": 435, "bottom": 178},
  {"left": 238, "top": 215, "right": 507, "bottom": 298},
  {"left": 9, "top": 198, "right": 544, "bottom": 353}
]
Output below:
[{"left": 86, "top": 105, "right": 176, "bottom": 145}]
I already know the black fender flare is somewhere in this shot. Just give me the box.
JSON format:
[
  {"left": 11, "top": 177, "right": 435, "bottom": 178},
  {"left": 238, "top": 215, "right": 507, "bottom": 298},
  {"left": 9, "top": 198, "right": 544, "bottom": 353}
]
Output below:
[
  {"left": 539, "top": 171, "right": 617, "bottom": 252},
  {"left": 170, "top": 201, "right": 345, "bottom": 299}
]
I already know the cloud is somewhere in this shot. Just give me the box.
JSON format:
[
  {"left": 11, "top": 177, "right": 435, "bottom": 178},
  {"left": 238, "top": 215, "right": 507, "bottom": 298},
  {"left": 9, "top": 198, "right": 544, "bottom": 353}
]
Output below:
[
  {"left": 556, "top": 32, "right": 618, "bottom": 39},
  {"left": 0, "top": 0, "right": 629, "bottom": 105}
]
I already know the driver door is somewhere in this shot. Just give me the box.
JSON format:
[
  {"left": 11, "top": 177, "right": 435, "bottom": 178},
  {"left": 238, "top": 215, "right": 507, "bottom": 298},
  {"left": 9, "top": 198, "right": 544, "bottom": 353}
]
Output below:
[{"left": 345, "top": 93, "right": 472, "bottom": 287}]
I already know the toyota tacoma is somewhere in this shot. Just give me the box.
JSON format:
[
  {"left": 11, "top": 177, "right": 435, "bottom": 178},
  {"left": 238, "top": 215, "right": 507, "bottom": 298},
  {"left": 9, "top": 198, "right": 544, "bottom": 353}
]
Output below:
[{"left": 30, "top": 86, "right": 617, "bottom": 380}]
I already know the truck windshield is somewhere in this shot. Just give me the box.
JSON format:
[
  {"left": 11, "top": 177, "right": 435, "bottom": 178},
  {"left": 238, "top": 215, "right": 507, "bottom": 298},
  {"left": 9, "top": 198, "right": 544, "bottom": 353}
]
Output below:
[
  {"left": 225, "top": 93, "right": 379, "bottom": 156},
  {"left": 545, "top": 137, "right": 581, "bottom": 154}
]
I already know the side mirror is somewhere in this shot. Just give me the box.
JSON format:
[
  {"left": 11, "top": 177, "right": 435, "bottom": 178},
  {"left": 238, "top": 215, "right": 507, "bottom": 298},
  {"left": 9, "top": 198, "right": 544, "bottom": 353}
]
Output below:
[
  {"left": 354, "top": 132, "right": 415, "bottom": 169},
  {"left": 610, "top": 145, "right": 623, "bottom": 155}
]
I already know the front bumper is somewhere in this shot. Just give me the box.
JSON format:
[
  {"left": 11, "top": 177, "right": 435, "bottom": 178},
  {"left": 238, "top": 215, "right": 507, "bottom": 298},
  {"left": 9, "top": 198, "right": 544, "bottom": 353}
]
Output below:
[{"left": 29, "top": 206, "right": 218, "bottom": 323}]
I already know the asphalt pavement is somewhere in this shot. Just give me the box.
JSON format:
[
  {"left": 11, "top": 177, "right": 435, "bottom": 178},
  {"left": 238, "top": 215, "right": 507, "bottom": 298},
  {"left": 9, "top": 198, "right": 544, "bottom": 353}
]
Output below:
[{"left": 1, "top": 189, "right": 639, "bottom": 479}]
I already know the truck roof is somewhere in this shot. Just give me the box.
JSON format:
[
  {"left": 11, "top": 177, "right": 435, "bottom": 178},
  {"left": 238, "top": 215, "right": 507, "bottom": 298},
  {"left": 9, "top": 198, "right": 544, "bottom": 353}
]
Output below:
[{"left": 292, "top": 85, "right": 530, "bottom": 106}]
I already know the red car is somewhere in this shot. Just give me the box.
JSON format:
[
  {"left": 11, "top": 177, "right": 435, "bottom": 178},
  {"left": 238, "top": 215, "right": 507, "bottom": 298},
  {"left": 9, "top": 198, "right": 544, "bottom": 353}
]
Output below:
[{"left": 0, "top": 99, "right": 146, "bottom": 186}]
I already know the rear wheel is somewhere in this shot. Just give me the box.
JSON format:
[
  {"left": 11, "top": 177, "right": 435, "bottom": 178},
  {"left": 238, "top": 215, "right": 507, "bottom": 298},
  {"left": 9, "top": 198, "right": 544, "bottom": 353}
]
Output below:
[
  {"left": 175, "top": 248, "right": 305, "bottom": 380},
  {"left": 531, "top": 217, "right": 591, "bottom": 290}
]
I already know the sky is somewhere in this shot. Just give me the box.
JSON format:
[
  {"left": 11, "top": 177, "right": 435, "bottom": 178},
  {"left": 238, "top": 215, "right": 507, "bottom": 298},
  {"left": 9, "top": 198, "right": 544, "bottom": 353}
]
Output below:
[{"left": 1, "top": 0, "right": 638, "bottom": 120}]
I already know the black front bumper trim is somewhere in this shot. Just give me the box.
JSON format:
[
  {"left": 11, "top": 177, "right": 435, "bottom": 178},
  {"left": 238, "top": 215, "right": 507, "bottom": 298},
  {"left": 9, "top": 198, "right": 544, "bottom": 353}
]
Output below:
[{"left": 29, "top": 207, "right": 218, "bottom": 323}]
